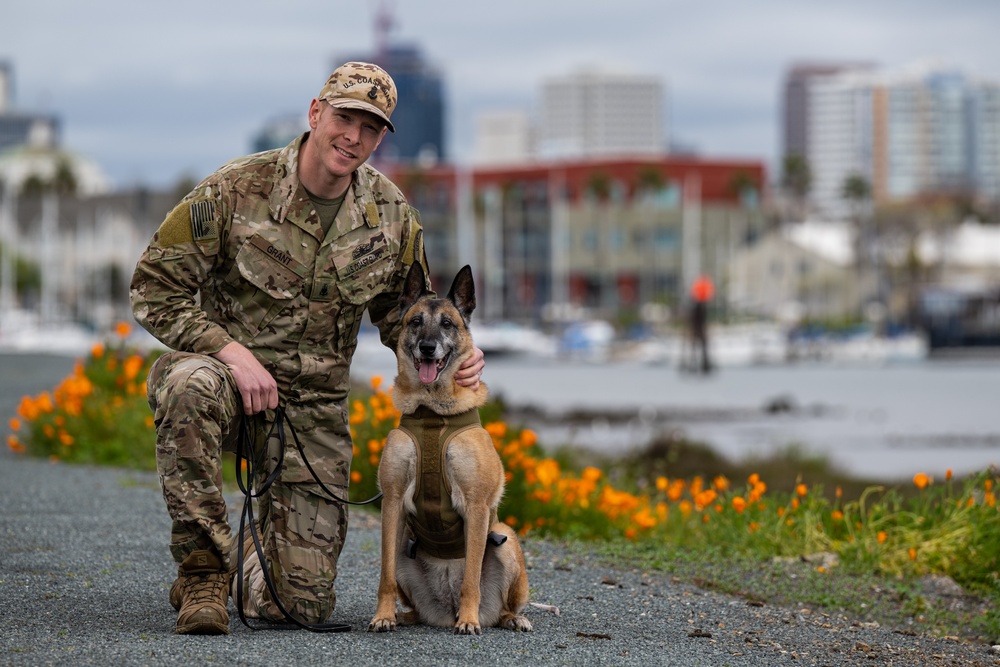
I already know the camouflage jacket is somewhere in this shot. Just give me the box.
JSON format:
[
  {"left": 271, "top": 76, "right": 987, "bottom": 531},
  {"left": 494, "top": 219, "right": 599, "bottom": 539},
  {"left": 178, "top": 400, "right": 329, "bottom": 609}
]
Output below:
[{"left": 131, "top": 133, "right": 428, "bottom": 405}]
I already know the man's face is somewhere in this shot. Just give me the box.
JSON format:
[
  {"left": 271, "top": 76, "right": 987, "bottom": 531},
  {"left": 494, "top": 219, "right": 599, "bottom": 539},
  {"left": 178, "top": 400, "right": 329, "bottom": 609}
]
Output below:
[{"left": 308, "top": 101, "right": 388, "bottom": 182}]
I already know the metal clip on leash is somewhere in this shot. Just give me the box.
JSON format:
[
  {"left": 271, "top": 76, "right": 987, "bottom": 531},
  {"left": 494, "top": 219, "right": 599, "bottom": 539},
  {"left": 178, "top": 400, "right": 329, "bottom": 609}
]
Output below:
[{"left": 234, "top": 405, "right": 382, "bottom": 632}]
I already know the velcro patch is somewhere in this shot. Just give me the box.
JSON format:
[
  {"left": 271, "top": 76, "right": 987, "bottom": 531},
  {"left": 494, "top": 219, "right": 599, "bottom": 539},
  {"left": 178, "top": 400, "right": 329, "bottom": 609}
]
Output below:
[
  {"left": 190, "top": 201, "right": 218, "bottom": 241},
  {"left": 365, "top": 203, "right": 380, "bottom": 228},
  {"left": 156, "top": 203, "right": 194, "bottom": 246},
  {"left": 311, "top": 278, "right": 336, "bottom": 302}
]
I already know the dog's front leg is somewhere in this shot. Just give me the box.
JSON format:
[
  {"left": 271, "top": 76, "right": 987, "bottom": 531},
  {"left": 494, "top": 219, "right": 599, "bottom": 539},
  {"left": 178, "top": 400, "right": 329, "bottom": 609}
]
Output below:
[
  {"left": 455, "top": 503, "right": 490, "bottom": 635},
  {"left": 369, "top": 487, "right": 404, "bottom": 632},
  {"left": 369, "top": 435, "right": 412, "bottom": 632}
]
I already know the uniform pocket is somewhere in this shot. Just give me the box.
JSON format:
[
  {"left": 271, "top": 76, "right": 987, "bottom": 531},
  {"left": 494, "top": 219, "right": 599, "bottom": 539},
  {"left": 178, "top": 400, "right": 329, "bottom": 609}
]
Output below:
[
  {"left": 330, "top": 229, "right": 394, "bottom": 306},
  {"left": 226, "top": 235, "right": 305, "bottom": 336}
]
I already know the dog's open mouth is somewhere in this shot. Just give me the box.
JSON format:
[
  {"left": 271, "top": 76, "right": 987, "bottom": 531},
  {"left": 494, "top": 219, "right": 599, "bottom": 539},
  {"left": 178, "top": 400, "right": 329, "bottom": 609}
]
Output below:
[{"left": 415, "top": 354, "right": 450, "bottom": 384}]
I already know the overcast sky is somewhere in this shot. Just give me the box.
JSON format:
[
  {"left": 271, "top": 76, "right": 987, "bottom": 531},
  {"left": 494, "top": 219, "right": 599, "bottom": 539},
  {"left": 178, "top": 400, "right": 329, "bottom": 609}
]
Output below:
[{"left": 4, "top": 0, "right": 999, "bottom": 191}]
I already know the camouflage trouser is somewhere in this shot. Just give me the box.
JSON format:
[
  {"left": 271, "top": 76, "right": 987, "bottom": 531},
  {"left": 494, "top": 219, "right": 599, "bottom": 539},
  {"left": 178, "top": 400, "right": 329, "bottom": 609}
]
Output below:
[{"left": 146, "top": 350, "right": 350, "bottom": 623}]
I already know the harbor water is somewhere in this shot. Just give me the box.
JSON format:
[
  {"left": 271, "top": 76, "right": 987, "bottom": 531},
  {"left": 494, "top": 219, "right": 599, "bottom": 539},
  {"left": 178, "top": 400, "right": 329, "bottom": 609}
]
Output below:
[
  {"left": 351, "top": 343, "right": 1000, "bottom": 482},
  {"left": 4, "top": 348, "right": 998, "bottom": 483}
]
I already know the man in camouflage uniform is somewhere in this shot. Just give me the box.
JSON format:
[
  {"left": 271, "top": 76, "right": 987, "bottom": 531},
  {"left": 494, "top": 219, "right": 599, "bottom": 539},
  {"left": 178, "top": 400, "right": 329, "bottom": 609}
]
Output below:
[{"left": 131, "top": 62, "right": 484, "bottom": 635}]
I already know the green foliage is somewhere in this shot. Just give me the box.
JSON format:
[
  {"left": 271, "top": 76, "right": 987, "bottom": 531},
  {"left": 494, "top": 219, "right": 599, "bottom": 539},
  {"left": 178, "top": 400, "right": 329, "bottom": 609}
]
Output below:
[{"left": 10, "top": 339, "right": 159, "bottom": 468}]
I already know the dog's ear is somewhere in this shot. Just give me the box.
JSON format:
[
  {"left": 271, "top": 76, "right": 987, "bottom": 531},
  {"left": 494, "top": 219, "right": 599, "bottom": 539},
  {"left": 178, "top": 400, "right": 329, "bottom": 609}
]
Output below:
[
  {"left": 399, "top": 262, "right": 430, "bottom": 317},
  {"left": 446, "top": 265, "right": 476, "bottom": 324}
]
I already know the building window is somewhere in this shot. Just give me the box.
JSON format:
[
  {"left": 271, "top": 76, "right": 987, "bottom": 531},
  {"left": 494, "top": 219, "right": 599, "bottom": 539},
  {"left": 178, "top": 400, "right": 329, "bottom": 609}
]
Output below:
[{"left": 654, "top": 228, "right": 678, "bottom": 250}]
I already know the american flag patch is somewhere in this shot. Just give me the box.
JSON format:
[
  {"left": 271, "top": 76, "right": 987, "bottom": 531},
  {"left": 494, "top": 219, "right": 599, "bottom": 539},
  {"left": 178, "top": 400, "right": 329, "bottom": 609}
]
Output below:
[{"left": 189, "top": 201, "right": 217, "bottom": 241}]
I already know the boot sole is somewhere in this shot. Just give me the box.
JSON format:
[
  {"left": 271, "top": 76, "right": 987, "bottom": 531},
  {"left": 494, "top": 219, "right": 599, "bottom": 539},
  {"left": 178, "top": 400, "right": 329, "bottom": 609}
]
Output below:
[{"left": 175, "top": 620, "right": 230, "bottom": 635}]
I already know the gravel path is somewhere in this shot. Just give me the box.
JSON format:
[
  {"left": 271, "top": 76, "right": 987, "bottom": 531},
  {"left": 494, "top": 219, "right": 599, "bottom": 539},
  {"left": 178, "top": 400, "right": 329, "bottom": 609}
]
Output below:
[
  {"left": 1, "top": 353, "right": 996, "bottom": 665},
  {"left": 2, "top": 453, "right": 998, "bottom": 667}
]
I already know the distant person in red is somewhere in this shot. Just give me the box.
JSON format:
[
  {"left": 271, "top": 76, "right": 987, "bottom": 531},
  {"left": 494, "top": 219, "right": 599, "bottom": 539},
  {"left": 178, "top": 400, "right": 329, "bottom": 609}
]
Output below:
[{"left": 686, "top": 275, "right": 714, "bottom": 374}]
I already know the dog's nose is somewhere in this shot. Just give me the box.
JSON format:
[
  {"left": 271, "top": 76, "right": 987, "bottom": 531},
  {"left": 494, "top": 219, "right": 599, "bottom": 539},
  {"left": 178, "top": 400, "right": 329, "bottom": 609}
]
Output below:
[{"left": 418, "top": 342, "right": 437, "bottom": 358}]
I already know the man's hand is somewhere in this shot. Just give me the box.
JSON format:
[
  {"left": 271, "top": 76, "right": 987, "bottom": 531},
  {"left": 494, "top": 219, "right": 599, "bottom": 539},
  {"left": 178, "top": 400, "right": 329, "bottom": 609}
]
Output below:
[
  {"left": 212, "top": 342, "right": 279, "bottom": 415},
  {"left": 454, "top": 346, "right": 485, "bottom": 391}
]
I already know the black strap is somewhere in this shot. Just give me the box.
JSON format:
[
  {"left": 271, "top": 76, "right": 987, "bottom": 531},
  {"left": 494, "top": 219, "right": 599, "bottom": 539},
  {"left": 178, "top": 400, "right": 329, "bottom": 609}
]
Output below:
[{"left": 233, "top": 405, "right": 382, "bottom": 632}]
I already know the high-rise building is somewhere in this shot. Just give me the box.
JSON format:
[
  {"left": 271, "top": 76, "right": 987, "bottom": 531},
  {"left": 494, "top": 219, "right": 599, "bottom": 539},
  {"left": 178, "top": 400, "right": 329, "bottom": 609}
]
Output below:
[
  {"left": 781, "top": 63, "right": 874, "bottom": 162},
  {"left": 0, "top": 61, "right": 60, "bottom": 155},
  {"left": 250, "top": 113, "right": 308, "bottom": 154},
  {"left": 336, "top": 45, "right": 446, "bottom": 166},
  {"left": 537, "top": 68, "right": 666, "bottom": 159},
  {"left": 787, "top": 60, "right": 1000, "bottom": 218},
  {"left": 473, "top": 110, "right": 534, "bottom": 166}
]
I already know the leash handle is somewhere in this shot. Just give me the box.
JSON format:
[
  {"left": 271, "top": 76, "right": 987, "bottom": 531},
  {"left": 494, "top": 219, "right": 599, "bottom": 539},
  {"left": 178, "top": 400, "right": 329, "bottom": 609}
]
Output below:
[{"left": 233, "top": 404, "right": 381, "bottom": 632}]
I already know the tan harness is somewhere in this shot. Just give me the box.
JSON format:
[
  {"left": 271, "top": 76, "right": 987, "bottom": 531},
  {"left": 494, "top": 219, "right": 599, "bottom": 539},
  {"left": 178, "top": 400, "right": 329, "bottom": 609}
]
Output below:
[{"left": 397, "top": 406, "right": 494, "bottom": 560}]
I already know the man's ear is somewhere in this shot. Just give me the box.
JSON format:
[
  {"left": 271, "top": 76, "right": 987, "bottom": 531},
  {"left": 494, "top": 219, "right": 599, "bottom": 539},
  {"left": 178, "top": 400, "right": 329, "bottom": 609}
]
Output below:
[{"left": 307, "top": 99, "right": 322, "bottom": 130}]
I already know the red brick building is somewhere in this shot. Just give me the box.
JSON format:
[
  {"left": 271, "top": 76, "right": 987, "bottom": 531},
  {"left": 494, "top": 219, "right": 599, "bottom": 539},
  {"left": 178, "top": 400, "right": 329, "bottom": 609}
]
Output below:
[{"left": 384, "top": 157, "right": 767, "bottom": 322}]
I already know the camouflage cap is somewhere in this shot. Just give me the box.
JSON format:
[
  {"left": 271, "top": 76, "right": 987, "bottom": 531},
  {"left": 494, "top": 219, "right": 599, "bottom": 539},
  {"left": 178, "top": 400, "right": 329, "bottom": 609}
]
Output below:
[{"left": 318, "top": 62, "right": 397, "bottom": 133}]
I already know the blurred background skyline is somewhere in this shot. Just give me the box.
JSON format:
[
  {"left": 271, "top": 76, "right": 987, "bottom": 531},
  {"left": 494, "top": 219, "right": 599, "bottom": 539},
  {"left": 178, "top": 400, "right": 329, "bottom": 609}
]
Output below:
[
  {"left": 2, "top": 0, "right": 1000, "bottom": 356},
  {"left": 4, "top": 0, "right": 1000, "bottom": 189}
]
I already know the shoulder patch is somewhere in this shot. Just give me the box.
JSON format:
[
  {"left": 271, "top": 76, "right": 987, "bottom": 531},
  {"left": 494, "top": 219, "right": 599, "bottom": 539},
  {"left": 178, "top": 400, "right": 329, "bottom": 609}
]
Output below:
[
  {"left": 156, "top": 203, "right": 194, "bottom": 246},
  {"left": 190, "top": 200, "right": 218, "bottom": 241}
]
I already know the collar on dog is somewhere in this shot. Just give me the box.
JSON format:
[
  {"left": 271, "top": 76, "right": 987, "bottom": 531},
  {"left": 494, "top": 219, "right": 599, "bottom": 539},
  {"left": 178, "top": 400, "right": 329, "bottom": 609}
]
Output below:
[{"left": 397, "top": 406, "right": 483, "bottom": 560}]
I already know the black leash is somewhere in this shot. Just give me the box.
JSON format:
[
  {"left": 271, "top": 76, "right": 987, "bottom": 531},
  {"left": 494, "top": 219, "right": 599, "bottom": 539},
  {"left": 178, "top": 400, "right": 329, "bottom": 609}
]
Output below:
[{"left": 234, "top": 405, "right": 382, "bottom": 632}]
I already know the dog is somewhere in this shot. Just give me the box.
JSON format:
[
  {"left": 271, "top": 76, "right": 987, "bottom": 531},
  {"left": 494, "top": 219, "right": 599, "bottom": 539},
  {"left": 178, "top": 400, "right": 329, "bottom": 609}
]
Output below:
[{"left": 367, "top": 263, "right": 532, "bottom": 635}]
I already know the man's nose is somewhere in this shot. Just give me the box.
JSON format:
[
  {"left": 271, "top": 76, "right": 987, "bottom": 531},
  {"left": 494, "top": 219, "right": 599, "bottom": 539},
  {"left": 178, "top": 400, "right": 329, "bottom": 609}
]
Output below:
[{"left": 343, "top": 121, "right": 360, "bottom": 143}]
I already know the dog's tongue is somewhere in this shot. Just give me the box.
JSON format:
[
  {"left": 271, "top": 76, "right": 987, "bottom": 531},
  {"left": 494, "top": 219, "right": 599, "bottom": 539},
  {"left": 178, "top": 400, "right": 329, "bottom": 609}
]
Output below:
[{"left": 418, "top": 360, "right": 439, "bottom": 384}]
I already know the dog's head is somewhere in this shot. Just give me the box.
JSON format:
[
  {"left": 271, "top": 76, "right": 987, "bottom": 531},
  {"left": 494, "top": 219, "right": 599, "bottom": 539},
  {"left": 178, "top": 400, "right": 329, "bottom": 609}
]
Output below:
[{"left": 398, "top": 263, "right": 476, "bottom": 385}]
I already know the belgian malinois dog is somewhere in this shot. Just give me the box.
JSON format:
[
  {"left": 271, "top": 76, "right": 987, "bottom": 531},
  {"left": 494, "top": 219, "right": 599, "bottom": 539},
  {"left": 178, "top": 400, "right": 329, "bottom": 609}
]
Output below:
[{"left": 368, "top": 263, "right": 532, "bottom": 635}]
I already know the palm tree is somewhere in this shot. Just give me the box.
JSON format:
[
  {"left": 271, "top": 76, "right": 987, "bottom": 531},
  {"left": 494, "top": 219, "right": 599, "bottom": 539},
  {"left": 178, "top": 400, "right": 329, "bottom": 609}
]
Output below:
[
  {"left": 780, "top": 154, "right": 811, "bottom": 221},
  {"left": 841, "top": 173, "right": 870, "bottom": 209},
  {"left": 727, "top": 171, "right": 758, "bottom": 207},
  {"left": 841, "top": 173, "right": 875, "bottom": 316}
]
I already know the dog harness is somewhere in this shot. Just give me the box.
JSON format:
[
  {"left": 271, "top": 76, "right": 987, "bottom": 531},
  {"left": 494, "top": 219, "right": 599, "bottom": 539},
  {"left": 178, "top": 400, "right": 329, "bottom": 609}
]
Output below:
[{"left": 397, "top": 405, "right": 491, "bottom": 560}]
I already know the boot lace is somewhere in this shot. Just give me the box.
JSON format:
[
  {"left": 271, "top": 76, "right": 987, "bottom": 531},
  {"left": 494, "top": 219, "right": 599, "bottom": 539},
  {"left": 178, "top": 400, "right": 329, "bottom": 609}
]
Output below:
[{"left": 183, "top": 572, "right": 227, "bottom": 605}]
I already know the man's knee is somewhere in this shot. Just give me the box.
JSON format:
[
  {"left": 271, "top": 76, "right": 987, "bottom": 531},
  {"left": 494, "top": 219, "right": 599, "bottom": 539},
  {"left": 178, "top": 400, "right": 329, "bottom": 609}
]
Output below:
[
  {"left": 261, "top": 483, "right": 348, "bottom": 622},
  {"left": 150, "top": 354, "right": 236, "bottom": 416}
]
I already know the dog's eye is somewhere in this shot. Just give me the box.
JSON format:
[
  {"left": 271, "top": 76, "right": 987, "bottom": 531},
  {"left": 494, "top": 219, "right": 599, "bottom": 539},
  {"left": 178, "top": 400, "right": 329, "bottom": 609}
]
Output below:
[
  {"left": 440, "top": 317, "right": 454, "bottom": 329},
  {"left": 409, "top": 314, "right": 423, "bottom": 327}
]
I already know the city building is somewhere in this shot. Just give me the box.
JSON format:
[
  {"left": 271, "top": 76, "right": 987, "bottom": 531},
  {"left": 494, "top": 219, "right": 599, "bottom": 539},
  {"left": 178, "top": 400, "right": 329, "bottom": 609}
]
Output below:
[
  {"left": 0, "top": 186, "right": 173, "bottom": 330},
  {"left": 384, "top": 156, "right": 766, "bottom": 324},
  {"left": 336, "top": 45, "right": 446, "bottom": 166},
  {"left": 726, "top": 220, "right": 865, "bottom": 321},
  {"left": 537, "top": 68, "right": 666, "bottom": 160},
  {"left": 781, "top": 62, "right": 874, "bottom": 163},
  {"left": 784, "top": 60, "right": 1000, "bottom": 219},
  {"left": 250, "top": 113, "right": 308, "bottom": 153},
  {"left": 0, "top": 61, "right": 60, "bottom": 156},
  {"left": 473, "top": 110, "right": 534, "bottom": 166}
]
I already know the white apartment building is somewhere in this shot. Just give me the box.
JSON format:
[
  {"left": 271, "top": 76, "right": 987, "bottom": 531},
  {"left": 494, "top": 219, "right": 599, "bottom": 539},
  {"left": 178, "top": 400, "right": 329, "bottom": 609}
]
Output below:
[
  {"left": 793, "top": 61, "right": 1000, "bottom": 219},
  {"left": 537, "top": 68, "right": 666, "bottom": 159},
  {"left": 472, "top": 110, "right": 534, "bottom": 166}
]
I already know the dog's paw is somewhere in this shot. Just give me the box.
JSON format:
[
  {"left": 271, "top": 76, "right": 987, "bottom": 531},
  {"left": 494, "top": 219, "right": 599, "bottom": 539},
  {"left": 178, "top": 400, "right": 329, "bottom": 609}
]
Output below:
[
  {"left": 454, "top": 620, "right": 482, "bottom": 635},
  {"left": 501, "top": 615, "right": 533, "bottom": 632},
  {"left": 367, "top": 617, "right": 397, "bottom": 633}
]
